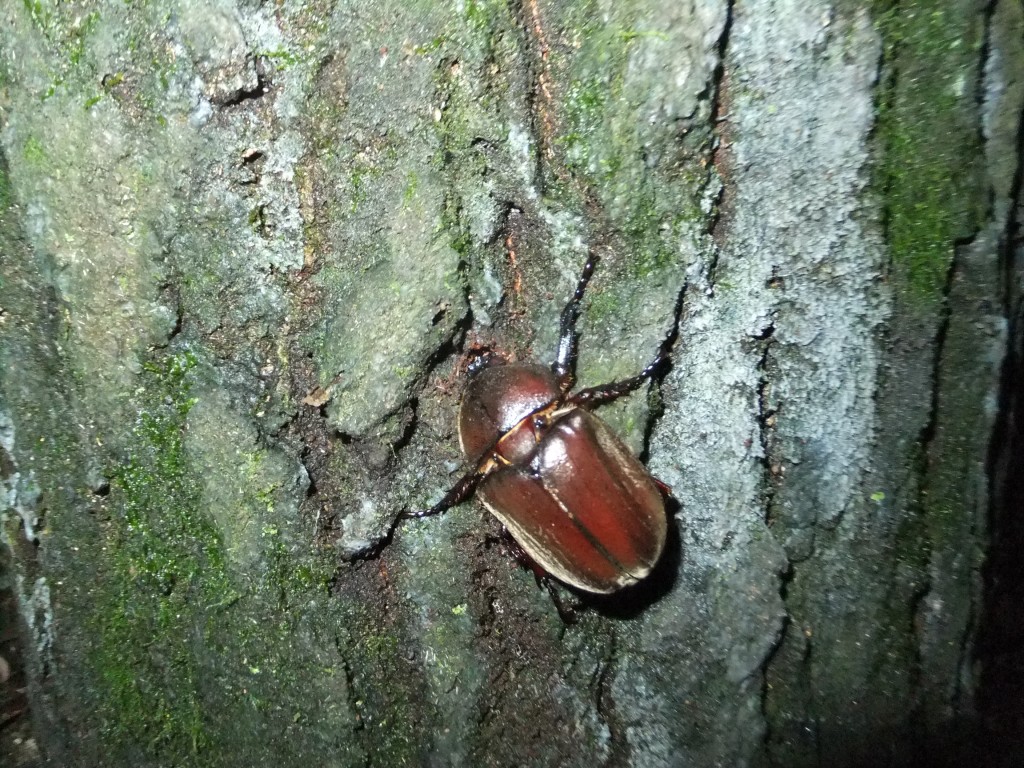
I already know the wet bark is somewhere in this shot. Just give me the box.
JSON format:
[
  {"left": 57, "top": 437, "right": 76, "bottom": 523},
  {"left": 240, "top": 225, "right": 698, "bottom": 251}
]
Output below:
[{"left": 0, "top": 1, "right": 1019, "bottom": 766}]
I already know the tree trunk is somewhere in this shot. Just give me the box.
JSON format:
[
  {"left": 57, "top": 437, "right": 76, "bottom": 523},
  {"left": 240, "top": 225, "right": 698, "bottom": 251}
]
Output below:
[{"left": 0, "top": 1, "right": 1018, "bottom": 766}]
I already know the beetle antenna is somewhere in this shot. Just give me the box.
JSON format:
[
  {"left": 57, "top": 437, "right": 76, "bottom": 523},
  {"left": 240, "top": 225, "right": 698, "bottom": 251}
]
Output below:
[
  {"left": 552, "top": 251, "right": 599, "bottom": 391},
  {"left": 567, "top": 280, "right": 688, "bottom": 409}
]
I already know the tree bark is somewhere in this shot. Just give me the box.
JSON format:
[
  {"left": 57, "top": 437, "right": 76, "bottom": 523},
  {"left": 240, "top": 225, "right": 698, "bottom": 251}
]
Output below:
[{"left": 0, "top": 0, "right": 1018, "bottom": 766}]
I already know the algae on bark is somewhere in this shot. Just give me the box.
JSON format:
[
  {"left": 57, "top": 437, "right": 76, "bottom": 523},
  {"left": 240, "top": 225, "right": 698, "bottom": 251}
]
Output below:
[{"left": 0, "top": 0, "right": 1013, "bottom": 766}]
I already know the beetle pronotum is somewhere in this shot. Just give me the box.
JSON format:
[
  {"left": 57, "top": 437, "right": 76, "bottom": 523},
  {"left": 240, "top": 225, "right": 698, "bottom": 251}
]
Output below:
[{"left": 408, "top": 253, "right": 683, "bottom": 595}]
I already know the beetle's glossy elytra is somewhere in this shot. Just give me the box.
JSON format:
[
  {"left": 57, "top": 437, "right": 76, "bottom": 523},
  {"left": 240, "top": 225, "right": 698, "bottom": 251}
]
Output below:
[
  {"left": 405, "top": 252, "right": 683, "bottom": 596},
  {"left": 459, "top": 363, "right": 667, "bottom": 593}
]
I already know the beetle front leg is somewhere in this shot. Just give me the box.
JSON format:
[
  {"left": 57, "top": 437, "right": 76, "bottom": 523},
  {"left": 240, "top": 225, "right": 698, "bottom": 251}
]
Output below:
[
  {"left": 402, "top": 455, "right": 501, "bottom": 519},
  {"left": 552, "top": 251, "right": 598, "bottom": 392},
  {"left": 567, "top": 282, "right": 687, "bottom": 410},
  {"left": 567, "top": 355, "right": 665, "bottom": 409},
  {"left": 402, "top": 471, "right": 483, "bottom": 519}
]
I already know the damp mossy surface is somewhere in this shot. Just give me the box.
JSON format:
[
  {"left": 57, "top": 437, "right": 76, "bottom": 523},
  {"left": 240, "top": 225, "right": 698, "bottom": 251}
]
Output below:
[
  {"left": 1, "top": 1, "right": 1000, "bottom": 766},
  {"left": 83, "top": 352, "right": 357, "bottom": 766},
  {"left": 873, "top": 0, "right": 985, "bottom": 303},
  {"left": 87, "top": 350, "right": 233, "bottom": 758}
]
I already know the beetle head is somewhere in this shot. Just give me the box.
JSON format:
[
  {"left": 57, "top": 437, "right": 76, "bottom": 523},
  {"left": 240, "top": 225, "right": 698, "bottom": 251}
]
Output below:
[
  {"left": 458, "top": 363, "right": 560, "bottom": 462},
  {"left": 465, "top": 344, "right": 500, "bottom": 379}
]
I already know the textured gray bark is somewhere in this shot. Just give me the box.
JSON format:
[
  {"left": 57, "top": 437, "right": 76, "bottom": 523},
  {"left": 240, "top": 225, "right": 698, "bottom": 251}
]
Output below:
[{"left": 0, "top": 0, "right": 1017, "bottom": 766}]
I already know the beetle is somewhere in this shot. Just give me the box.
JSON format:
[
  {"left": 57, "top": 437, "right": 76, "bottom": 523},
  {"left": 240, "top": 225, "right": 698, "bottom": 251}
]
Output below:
[{"left": 407, "top": 253, "right": 683, "bottom": 594}]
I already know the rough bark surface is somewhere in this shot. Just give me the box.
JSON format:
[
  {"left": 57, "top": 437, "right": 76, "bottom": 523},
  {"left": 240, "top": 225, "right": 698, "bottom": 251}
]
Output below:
[{"left": 0, "top": 0, "right": 1018, "bottom": 766}]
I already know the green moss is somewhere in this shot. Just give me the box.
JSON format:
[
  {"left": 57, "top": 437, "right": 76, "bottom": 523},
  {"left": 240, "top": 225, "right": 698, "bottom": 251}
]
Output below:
[
  {"left": 549, "top": 6, "right": 709, "bottom": 279},
  {"left": 0, "top": 160, "right": 11, "bottom": 211},
  {"left": 22, "top": 0, "right": 50, "bottom": 31},
  {"left": 82, "top": 350, "right": 344, "bottom": 757},
  {"left": 259, "top": 47, "right": 303, "bottom": 71},
  {"left": 349, "top": 153, "right": 384, "bottom": 213},
  {"left": 413, "top": 36, "right": 445, "bottom": 56},
  {"left": 258, "top": 522, "right": 333, "bottom": 610},
  {"left": 21, "top": 2, "right": 101, "bottom": 101},
  {"left": 621, "top": 179, "right": 688, "bottom": 279},
  {"left": 335, "top": 602, "right": 423, "bottom": 765},
  {"left": 401, "top": 171, "right": 419, "bottom": 207},
  {"left": 873, "top": 2, "right": 984, "bottom": 303},
  {"left": 89, "top": 350, "right": 237, "bottom": 761},
  {"left": 248, "top": 204, "right": 266, "bottom": 233},
  {"left": 22, "top": 135, "right": 46, "bottom": 166},
  {"left": 584, "top": 287, "right": 624, "bottom": 326},
  {"left": 67, "top": 10, "right": 100, "bottom": 67},
  {"left": 463, "top": 0, "right": 496, "bottom": 31}
]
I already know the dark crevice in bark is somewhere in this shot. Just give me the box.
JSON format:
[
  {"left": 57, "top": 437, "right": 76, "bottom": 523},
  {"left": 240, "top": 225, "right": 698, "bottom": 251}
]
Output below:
[
  {"left": 388, "top": 397, "right": 420, "bottom": 458},
  {"left": 901, "top": 190, "right": 960, "bottom": 764},
  {"left": 869, "top": 1, "right": 900, "bottom": 284},
  {"left": 808, "top": 630, "right": 823, "bottom": 768},
  {"left": 0, "top": 446, "right": 32, "bottom": 750},
  {"left": 594, "top": 630, "right": 627, "bottom": 768},
  {"left": 755, "top": 320, "right": 778, "bottom": 526},
  {"left": 911, "top": 0, "right": 995, "bottom": 728},
  {"left": 344, "top": 512, "right": 404, "bottom": 565},
  {"left": 636, "top": 284, "right": 689, "bottom": 467},
  {"left": 952, "top": 562, "right": 980, "bottom": 715},
  {"left": 705, "top": 0, "right": 735, "bottom": 294},
  {"left": 978, "top": 286, "right": 1024, "bottom": 758},
  {"left": 705, "top": 6, "right": 795, "bottom": 762},
  {"left": 753, "top": 316, "right": 791, "bottom": 763},
  {"left": 872, "top": 0, "right": 977, "bottom": 739},
  {"left": 313, "top": 42, "right": 481, "bottom": 559},
  {"left": 759, "top": 582, "right": 796, "bottom": 765},
  {"left": 0, "top": 580, "right": 30, "bottom": 740},
  {"left": 214, "top": 66, "right": 272, "bottom": 108},
  {"left": 977, "top": 0, "right": 1024, "bottom": 751},
  {"left": 915, "top": 248, "right": 959, "bottom": 450},
  {"left": 904, "top": 568, "right": 933, "bottom": 725},
  {"left": 336, "top": 652, "right": 360, "bottom": 731},
  {"left": 515, "top": 0, "right": 552, "bottom": 199}
]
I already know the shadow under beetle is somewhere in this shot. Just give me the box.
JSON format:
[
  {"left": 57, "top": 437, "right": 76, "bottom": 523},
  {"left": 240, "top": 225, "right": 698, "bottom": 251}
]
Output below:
[{"left": 406, "top": 253, "right": 684, "bottom": 595}]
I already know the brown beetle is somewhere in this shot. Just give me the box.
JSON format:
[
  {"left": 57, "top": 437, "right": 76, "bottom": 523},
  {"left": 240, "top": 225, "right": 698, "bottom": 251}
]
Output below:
[{"left": 409, "top": 254, "right": 682, "bottom": 594}]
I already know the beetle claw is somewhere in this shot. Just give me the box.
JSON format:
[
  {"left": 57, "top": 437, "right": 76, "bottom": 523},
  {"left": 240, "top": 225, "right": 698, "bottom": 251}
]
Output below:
[
  {"left": 653, "top": 477, "right": 673, "bottom": 498},
  {"left": 543, "top": 579, "right": 581, "bottom": 625}
]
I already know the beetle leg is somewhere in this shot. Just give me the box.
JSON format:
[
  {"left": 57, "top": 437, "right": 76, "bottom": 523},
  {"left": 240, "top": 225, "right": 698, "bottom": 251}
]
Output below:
[
  {"left": 502, "top": 529, "right": 581, "bottom": 624},
  {"left": 501, "top": 528, "right": 550, "bottom": 584},
  {"left": 403, "top": 471, "right": 484, "bottom": 519},
  {"left": 567, "top": 282, "right": 688, "bottom": 409},
  {"left": 552, "top": 251, "right": 598, "bottom": 392},
  {"left": 402, "top": 454, "right": 503, "bottom": 519},
  {"left": 543, "top": 579, "right": 581, "bottom": 625},
  {"left": 653, "top": 476, "right": 673, "bottom": 497}
]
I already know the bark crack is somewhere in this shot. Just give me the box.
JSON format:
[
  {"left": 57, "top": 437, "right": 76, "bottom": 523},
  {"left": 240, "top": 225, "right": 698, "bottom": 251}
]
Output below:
[
  {"left": 594, "top": 629, "right": 628, "bottom": 768},
  {"left": 214, "top": 65, "right": 271, "bottom": 108},
  {"left": 706, "top": 0, "right": 736, "bottom": 292},
  {"left": 946, "top": 2, "right": 1000, "bottom": 718},
  {"left": 755, "top": 318, "right": 779, "bottom": 527},
  {"left": 978, "top": 0, "right": 1024, "bottom": 755}
]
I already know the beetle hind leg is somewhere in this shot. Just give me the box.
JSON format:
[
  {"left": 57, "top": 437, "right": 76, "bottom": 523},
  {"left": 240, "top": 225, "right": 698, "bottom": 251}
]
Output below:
[
  {"left": 541, "top": 579, "right": 582, "bottom": 625},
  {"left": 501, "top": 528, "right": 583, "bottom": 624}
]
